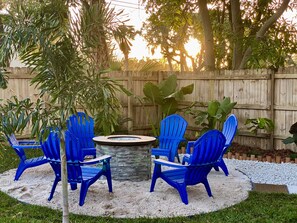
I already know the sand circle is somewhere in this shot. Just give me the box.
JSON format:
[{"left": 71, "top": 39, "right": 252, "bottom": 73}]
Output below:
[{"left": 0, "top": 162, "right": 251, "bottom": 218}]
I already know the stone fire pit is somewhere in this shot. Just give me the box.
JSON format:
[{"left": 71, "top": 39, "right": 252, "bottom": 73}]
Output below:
[{"left": 93, "top": 135, "right": 156, "bottom": 181}]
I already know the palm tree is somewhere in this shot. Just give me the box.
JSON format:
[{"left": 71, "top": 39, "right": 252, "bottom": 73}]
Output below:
[
  {"left": 79, "top": 0, "right": 136, "bottom": 71},
  {"left": 0, "top": 0, "right": 132, "bottom": 222}
]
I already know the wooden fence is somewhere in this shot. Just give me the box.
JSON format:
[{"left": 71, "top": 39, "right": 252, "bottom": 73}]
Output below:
[{"left": 1, "top": 67, "right": 297, "bottom": 151}]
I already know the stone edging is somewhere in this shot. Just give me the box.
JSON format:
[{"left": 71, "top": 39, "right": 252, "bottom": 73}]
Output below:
[
  {"left": 222, "top": 152, "right": 297, "bottom": 164},
  {"left": 178, "top": 147, "right": 297, "bottom": 164}
]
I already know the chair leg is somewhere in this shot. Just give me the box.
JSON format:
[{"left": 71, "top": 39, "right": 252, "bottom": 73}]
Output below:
[
  {"left": 177, "top": 185, "right": 188, "bottom": 205},
  {"left": 150, "top": 164, "right": 161, "bottom": 192},
  {"left": 14, "top": 164, "right": 26, "bottom": 181},
  {"left": 213, "top": 165, "right": 220, "bottom": 172},
  {"left": 202, "top": 179, "right": 213, "bottom": 197},
  {"left": 70, "top": 183, "right": 77, "bottom": 190},
  {"left": 105, "top": 169, "right": 113, "bottom": 193},
  {"left": 218, "top": 159, "right": 229, "bottom": 176},
  {"left": 48, "top": 178, "right": 60, "bottom": 201},
  {"left": 79, "top": 182, "right": 89, "bottom": 206}
]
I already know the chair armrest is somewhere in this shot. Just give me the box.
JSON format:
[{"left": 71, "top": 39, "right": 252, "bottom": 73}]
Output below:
[
  {"left": 154, "top": 159, "right": 187, "bottom": 168},
  {"left": 185, "top": 141, "right": 194, "bottom": 154},
  {"left": 12, "top": 144, "right": 42, "bottom": 149},
  {"left": 82, "top": 155, "right": 111, "bottom": 165},
  {"left": 18, "top": 140, "right": 39, "bottom": 145}
]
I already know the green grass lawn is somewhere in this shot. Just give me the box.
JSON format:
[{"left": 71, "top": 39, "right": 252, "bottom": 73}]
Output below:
[{"left": 1, "top": 144, "right": 297, "bottom": 223}]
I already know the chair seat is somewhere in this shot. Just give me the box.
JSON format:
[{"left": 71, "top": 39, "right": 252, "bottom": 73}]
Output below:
[
  {"left": 162, "top": 169, "right": 187, "bottom": 184},
  {"left": 81, "top": 166, "right": 102, "bottom": 180},
  {"left": 24, "top": 156, "right": 47, "bottom": 165}
]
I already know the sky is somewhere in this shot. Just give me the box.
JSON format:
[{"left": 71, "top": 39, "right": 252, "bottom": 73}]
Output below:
[{"left": 106, "top": 0, "right": 163, "bottom": 60}]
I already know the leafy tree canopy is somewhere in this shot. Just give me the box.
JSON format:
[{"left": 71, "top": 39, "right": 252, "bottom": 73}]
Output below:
[{"left": 142, "top": 0, "right": 297, "bottom": 70}]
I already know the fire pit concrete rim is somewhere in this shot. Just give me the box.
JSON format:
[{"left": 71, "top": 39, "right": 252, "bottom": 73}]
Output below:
[{"left": 93, "top": 135, "right": 156, "bottom": 146}]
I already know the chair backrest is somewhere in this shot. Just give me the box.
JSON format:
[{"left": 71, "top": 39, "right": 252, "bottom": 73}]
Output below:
[
  {"left": 40, "top": 130, "right": 84, "bottom": 183},
  {"left": 6, "top": 134, "right": 19, "bottom": 146},
  {"left": 40, "top": 130, "right": 62, "bottom": 177},
  {"left": 158, "top": 114, "right": 188, "bottom": 146},
  {"left": 222, "top": 114, "right": 238, "bottom": 147},
  {"left": 65, "top": 130, "right": 84, "bottom": 182},
  {"left": 190, "top": 130, "right": 226, "bottom": 165},
  {"left": 186, "top": 130, "right": 226, "bottom": 184},
  {"left": 158, "top": 114, "right": 188, "bottom": 160},
  {"left": 5, "top": 133, "right": 26, "bottom": 161},
  {"left": 66, "top": 112, "right": 95, "bottom": 148}
]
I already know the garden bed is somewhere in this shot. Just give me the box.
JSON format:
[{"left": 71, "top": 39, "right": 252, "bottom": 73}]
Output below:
[{"left": 225, "top": 143, "right": 297, "bottom": 163}]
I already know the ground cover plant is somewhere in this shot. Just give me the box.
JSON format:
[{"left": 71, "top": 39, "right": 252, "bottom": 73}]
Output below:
[{"left": 1, "top": 144, "right": 297, "bottom": 222}]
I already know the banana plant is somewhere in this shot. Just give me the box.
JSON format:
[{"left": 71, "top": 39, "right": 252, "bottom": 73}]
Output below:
[
  {"left": 187, "top": 97, "right": 237, "bottom": 135},
  {"left": 143, "top": 74, "right": 194, "bottom": 118}
]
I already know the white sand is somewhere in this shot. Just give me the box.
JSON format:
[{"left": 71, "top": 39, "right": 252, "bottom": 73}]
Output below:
[{"left": 0, "top": 162, "right": 251, "bottom": 218}]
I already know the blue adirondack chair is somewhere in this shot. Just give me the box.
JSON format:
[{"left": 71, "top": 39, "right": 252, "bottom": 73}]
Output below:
[
  {"left": 66, "top": 112, "right": 96, "bottom": 159},
  {"left": 40, "top": 129, "right": 112, "bottom": 206},
  {"left": 5, "top": 133, "right": 48, "bottom": 181},
  {"left": 213, "top": 114, "right": 238, "bottom": 176},
  {"left": 151, "top": 114, "right": 188, "bottom": 162},
  {"left": 182, "top": 114, "right": 238, "bottom": 176},
  {"left": 150, "top": 129, "right": 226, "bottom": 205}
]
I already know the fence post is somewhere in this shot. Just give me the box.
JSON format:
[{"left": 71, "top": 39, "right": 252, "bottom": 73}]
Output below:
[
  {"left": 157, "top": 71, "right": 163, "bottom": 120},
  {"left": 127, "top": 71, "right": 133, "bottom": 133},
  {"left": 270, "top": 69, "right": 275, "bottom": 150}
]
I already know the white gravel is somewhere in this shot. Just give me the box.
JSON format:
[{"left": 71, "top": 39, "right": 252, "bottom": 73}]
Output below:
[{"left": 224, "top": 158, "right": 297, "bottom": 187}]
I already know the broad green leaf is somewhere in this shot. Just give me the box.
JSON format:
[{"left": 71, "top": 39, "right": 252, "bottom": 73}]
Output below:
[
  {"left": 180, "top": 84, "right": 194, "bottom": 95},
  {"left": 207, "top": 101, "right": 220, "bottom": 116},
  {"left": 161, "top": 98, "right": 178, "bottom": 116},
  {"left": 160, "top": 74, "right": 177, "bottom": 97},
  {"left": 143, "top": 82, "right": 163, "bottom": 104}
]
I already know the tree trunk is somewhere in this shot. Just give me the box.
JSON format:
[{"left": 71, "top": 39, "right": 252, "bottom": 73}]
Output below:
[
  {"left": 60, "top": 138, "right": 69, "bottom": 223},
  {"left": 239, "top": 0, "right": 290, "bottom": 69},
  {"left": 198, "top": 0, "right": 215, "bottom": 71},
  {"left": 230, "top": 0, "right": 244, "bottom": 69},
  {"left": 166, "top": 55, "right": 174, "bottom": 72},
  {"left": 163, "top": 45, "right": 174, "bottom": 72},
  {"left": 124, "top": 53, "right": 129, "bottom": 71}
]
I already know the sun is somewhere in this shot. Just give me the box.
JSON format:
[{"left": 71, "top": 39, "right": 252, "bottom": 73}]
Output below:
[{"left": 185, "top": 38, "right": 201, "bottom": 58}]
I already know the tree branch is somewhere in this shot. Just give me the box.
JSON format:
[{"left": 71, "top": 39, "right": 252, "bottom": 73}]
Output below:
[{"left": 239, "top": 0, "right": 290, "bottom": 69}]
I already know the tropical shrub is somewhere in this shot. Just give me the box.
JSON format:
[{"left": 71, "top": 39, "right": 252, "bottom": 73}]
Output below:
[
  {"left": 245, "top": 117, "right": 275, "bottom": 135},
  {"left": 186, "top": 97, "right": 237, "bottom": 135},
  {"left": 143, "top": 74, "right": 194, "bottom": 118}
]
